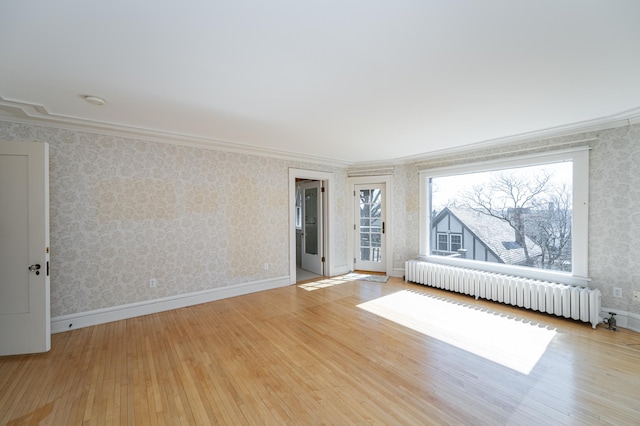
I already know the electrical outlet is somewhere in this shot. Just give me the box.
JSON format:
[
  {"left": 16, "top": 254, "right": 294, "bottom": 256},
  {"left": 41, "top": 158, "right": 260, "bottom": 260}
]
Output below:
[
  {"left": 150, "top": 278, "right": 157, "bottom": 288},
  {"left": 633, "top": 291, "right": 640, "bottom": 302},
  {"left": 612, "top": 287, "right": 622, "bottom": 298}
]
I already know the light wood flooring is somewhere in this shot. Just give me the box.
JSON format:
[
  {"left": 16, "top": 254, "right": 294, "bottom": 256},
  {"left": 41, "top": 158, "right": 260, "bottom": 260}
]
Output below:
[{"left": 2, "top": 277, "right": 640, "bottom": 425}]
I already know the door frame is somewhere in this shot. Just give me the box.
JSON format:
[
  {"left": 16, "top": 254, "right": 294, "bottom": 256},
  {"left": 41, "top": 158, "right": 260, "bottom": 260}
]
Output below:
[
  {"left": 299, "top": 180, "right": 324, "bottom": 275},
  {"left": 348, "top": 175, "right": 393, "bottom": 275},
  {"left": 289, "top": 169, "right": 333, "bottom": 284}
]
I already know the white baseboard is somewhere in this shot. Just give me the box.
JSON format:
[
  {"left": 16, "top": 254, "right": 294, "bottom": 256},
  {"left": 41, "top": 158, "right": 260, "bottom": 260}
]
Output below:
[
  {"left": 600, "top": 307, "right": 640, "bottom": 333},
  {"left": 331, "top": 265, "right": 351, "bottom": 276},
  {"left": 51, "top": 276, "right": 290, "bottom": 334},
  {"left": 392, "top": 267, "right": 405, "bottom": 278}
]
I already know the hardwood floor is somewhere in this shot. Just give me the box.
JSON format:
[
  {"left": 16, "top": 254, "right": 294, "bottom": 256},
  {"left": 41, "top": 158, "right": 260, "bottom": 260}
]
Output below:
[{"left": 2, "top": 277, "right": 640, "bottom": 425}]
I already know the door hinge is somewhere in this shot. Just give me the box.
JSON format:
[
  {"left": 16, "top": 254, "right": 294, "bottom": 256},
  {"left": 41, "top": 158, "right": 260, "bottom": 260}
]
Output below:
[
  {"left": 354, "top": 224, "right": 356, "bottom": 230},
  {"left": 321, "top": 257, "right": 325, "bottom": 262},
  {"left": 382, "top": 222, "right": 385, "bottom": 234},
  {"left": 321, "top": 187, "right": 325, "bottom": 193},
  {"left": 354, "top": 257, "right": 356, "bottom": 264},
  {"left": 353, "top": 190, "right": 356, "bottom": 196}
]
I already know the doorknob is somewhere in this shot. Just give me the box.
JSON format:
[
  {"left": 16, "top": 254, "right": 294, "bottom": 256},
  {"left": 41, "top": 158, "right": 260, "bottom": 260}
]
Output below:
[{"left": 28, "top": 264, "right": 41, "bottom": 273}]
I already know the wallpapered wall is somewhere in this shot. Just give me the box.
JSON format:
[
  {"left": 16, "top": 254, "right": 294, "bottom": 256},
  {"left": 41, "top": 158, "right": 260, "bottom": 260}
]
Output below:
[
  {"left": 0, "top": 121, "right": 348, "bottom": 317},
  {"left": 2, "top": 118, "right": 638, "bottom": 319},
  {"left": 390, "top": 123, "right": 640, "bottom": 316}
]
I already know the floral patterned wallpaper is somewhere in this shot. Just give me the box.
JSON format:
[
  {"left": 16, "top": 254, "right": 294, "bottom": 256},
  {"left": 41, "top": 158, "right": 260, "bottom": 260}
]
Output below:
[
  {"left": 0, "top": 121, "right": 347, "bottom": 317},
  {"left": 2, "top": 117, "right": 638, "bottom": 319}
]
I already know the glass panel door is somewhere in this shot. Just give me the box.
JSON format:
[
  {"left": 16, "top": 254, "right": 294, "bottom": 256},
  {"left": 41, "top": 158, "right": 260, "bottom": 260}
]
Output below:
[
  {"left": 354, "top": 183, "right": 385, "bottom": 273},
  {"left": 301, "top": 181, "right": 323, "bottom": 275}
]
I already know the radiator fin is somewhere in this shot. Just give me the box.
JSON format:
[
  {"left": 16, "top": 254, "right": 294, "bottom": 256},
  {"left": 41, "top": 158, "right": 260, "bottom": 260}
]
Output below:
[{"left": 405, "top": 260, "right": 601, "bottom": 329}]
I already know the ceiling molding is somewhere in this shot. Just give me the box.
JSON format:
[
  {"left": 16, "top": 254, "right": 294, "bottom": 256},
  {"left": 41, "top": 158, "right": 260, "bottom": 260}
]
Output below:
[
  {"left": 2, "top": 96, "right": 639, "bottom": 170},
  {"left": 396, "top": 107, "right": 640, "bottom": 165},
  {"left": 0, "top": 96, "right": 352, "bottom": 168}
]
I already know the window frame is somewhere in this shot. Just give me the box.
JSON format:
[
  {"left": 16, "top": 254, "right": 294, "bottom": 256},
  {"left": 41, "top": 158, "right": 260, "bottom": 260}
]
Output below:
[
  {"left": 295, "top": 186, "right": 303, "bottom": 230},
  {"left": 418, "top": 147, "right": 590, "bottom": 286},
  {"left": 449, "top": 233, "right": 462, "bottom": 252},
  {"left": 437, "top": 233, "right": 448, "bottom": 251}
]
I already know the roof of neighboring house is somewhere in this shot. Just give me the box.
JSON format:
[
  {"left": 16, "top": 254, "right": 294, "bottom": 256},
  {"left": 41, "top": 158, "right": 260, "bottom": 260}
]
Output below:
[{"left": 434, "top": 206, "right": 542, "bottom": 265}]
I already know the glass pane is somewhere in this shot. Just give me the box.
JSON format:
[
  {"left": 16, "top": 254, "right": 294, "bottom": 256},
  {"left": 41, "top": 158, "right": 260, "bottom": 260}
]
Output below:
[
  {"left": 358, "top": 185, "right": 384, "bottom": 264},
  {"left": 371, "top": 189, "right": 381, "bottom": 204},
  {"left": 430, "top": 161, "right": 573, "bottom": 271},
  {"left": 304, "top": 187, "right": 318, "bottom": 255},
  {"left": 438, "top": 234, "right": 448, "bottom": 251},
  {"left": 360, "top": 248, "right": 370, "bottom": 261}
]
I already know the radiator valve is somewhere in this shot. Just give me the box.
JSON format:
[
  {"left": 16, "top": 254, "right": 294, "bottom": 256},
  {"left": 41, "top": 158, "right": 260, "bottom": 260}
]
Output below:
[{"left": 603, "top": 312, "right": 617, "bottom": 331}]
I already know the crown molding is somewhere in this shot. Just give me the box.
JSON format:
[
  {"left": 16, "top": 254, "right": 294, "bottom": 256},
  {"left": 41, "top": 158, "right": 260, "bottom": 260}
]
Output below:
[
  {"left": 0, "top": 96, "right": 352, "bottom": 168},
  {"left": 2, "top": 95, "right": 639, "bottom": 170},
  {"left": 396, "top": 106, "right": 640, "bottom": 165}
]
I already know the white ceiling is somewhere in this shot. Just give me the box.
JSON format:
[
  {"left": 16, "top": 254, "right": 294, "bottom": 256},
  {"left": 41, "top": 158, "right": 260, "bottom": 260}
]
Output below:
[{"left": 1, "top": 1, "right": 640, "bottom": 164}]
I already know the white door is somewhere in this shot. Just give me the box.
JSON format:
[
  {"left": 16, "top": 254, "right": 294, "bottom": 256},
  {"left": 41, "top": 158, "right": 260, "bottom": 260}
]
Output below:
[
  {"left": 0, "top": 141, "right": 50, "bottom": 355},
  {"left": 301, "top": 181, "right": 323, "bottom": 276},
  {"left": 354, "top": 183, "right": 386, "bottom": 273}
]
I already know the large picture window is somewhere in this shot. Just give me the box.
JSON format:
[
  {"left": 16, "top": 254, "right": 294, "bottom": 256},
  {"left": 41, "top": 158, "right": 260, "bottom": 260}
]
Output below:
[{"left": 419, "top": 148, "right": 589, "bottom": 286}]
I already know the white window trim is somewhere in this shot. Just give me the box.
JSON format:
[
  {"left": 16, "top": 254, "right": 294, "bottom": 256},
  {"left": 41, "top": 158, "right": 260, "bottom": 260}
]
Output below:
[
  {"left": 437, "top": 232, "right": 448, "bottom": 251},
  {"left": 418, "top": 147, "right": 590, "bottom": 286},
  {"left": 450, "top": 234, "right": 462, "bottom": 252}
]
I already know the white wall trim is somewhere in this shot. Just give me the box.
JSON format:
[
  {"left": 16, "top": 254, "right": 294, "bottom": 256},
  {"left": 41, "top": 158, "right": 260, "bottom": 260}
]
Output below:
[
  {"left": 347, "top": 175, "right": 394, "bottom": 276},
  {"left": 400, "top": 107, "right": 640, "bottom": 164},
  {"left": 3, "top": 97, "right": 639, "bottom": 169},
  {"left": 417, "top": 147, "right": 590, "bottom": 286},
  {"left": 51, "top": 276, "right": 290, "bottom": 334},
  {"left": 600, "top": 307, "right": 640, "bottom": 333},
  {"left": 0, "top": 99, "right": 351, "bottom": 168},
  {"left": 289, "top": 169, "right": 335, "bottom": 283},
  {"left": 392, "top": 267, "right": 405, "bottom": 278}
]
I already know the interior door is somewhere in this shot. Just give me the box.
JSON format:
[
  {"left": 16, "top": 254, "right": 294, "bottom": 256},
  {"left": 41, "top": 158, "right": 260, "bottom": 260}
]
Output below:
[
  {"left": 0, "top": 141, "right": 50, "bottom": 355},
  {"left": 301, "top": 180, "right": 323, "bottom": 276},
  {"left": 354, "top": 183, "right": 386, "bottom": 273}
]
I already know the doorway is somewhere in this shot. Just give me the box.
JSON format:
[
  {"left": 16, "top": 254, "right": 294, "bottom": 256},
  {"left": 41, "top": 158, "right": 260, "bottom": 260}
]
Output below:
[
  {"left": 289, "top": 169, "right": 333, "bottom": 284},
  {"left": 348, "top": 176, "right": 393, "bottom": 275},
  {"left": 299, "top": 180, "right": 323, "bottom": 277}
]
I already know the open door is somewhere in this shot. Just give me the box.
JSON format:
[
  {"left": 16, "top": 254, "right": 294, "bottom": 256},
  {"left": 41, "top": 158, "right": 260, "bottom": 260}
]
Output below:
[
  {"left": 300, "top": 180, "right": 323, "bottom": 276},
  {"left": 0, "top": 141, "right": 50, "bottom": 355}
]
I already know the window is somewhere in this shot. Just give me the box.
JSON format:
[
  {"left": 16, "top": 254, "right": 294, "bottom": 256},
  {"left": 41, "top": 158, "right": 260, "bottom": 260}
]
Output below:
[
  {"left": 295, "top": 186, "right": 302, "bottom": 229},
  {"left": 419, "top": 148, "right": 589, "bottom": 286},
  {"left": 437, "top": 233, "right": 448, "bottom": 251},
  {"left": 436, "top": 232, "right": 462, "bottom": 253},
  {"left": 450, "top": 234, "right": 462, "bottom": 252}
]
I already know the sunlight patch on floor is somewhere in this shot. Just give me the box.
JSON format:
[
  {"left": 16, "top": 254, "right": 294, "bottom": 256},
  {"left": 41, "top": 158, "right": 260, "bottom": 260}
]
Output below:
[
  {"left": 298, "top": 277, "right": 349, "bottom": 291},
  {"left": 298, "top": 272, "right": 383, "bottom": 291},
  {"left": 358, "top": 290, "right": 557, "bottom": 374}
]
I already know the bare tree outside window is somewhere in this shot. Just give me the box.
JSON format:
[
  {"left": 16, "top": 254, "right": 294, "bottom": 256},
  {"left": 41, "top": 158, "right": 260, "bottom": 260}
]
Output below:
[{"left": 430, "top": 162, "right": 573, "bottom": 272}]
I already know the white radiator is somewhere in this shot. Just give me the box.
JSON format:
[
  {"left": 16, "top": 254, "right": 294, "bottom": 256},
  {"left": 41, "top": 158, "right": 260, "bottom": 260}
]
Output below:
[{"left": 405, "top": 260, "right": 601, "bottom": 329}]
